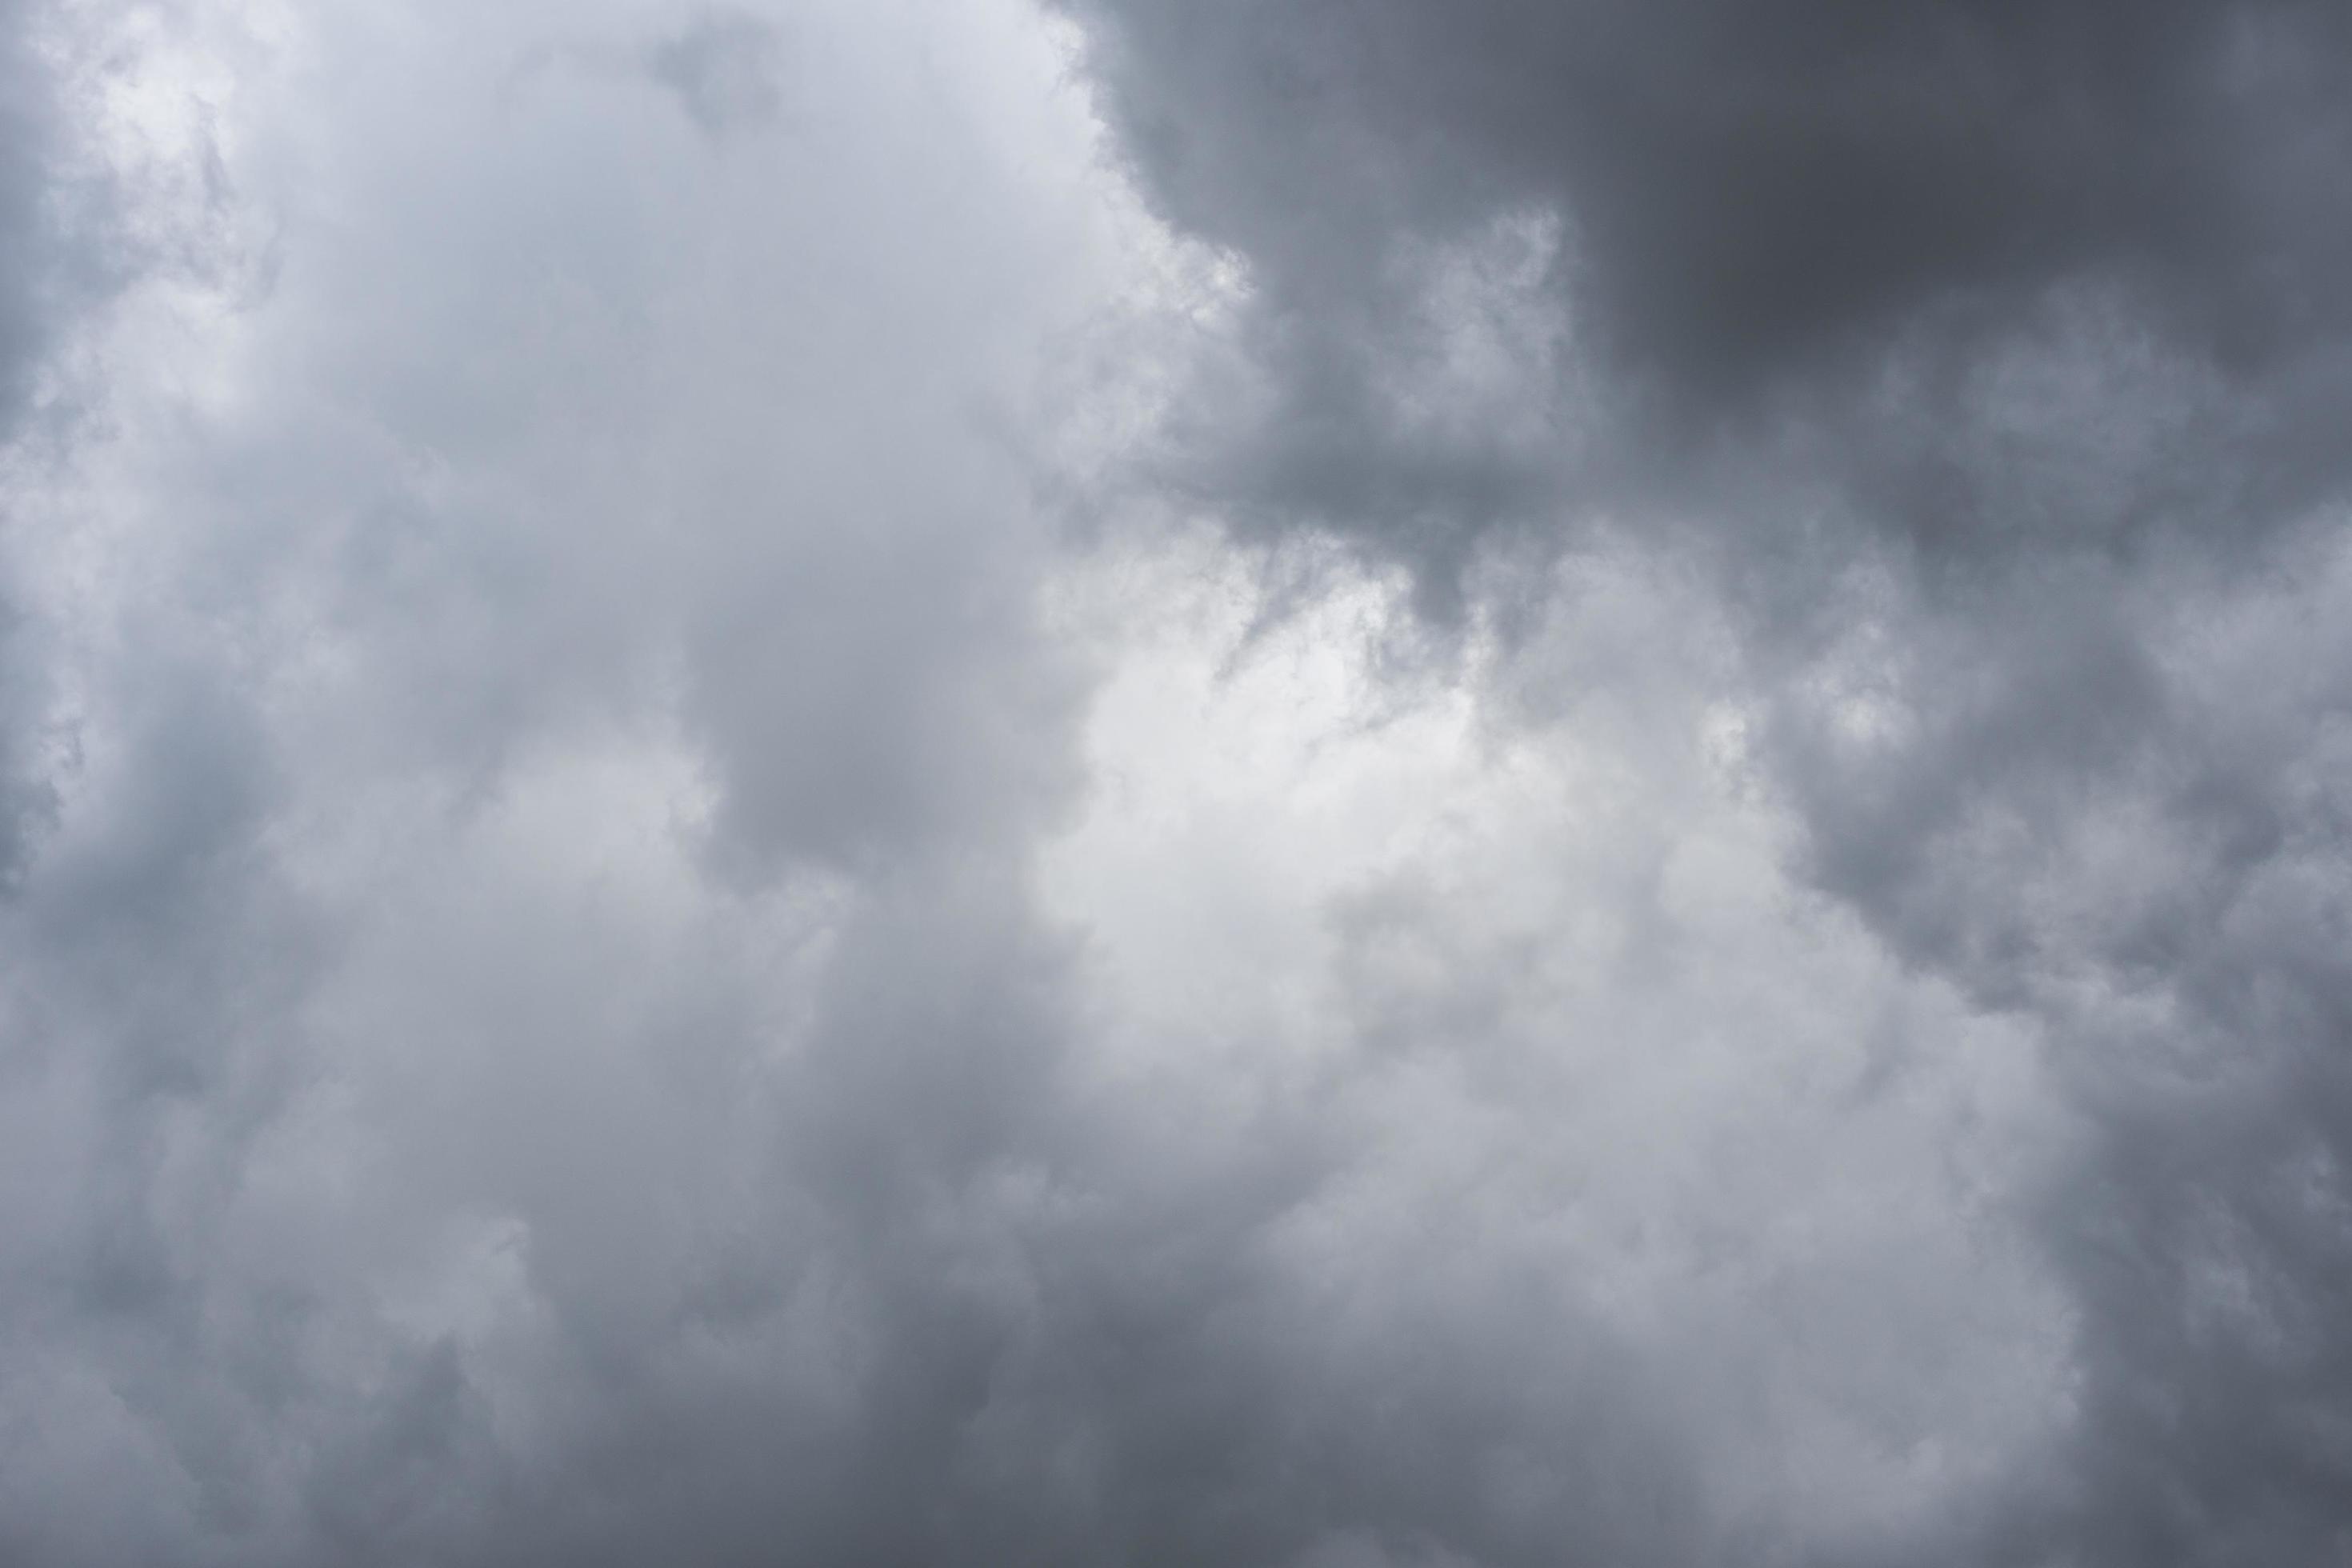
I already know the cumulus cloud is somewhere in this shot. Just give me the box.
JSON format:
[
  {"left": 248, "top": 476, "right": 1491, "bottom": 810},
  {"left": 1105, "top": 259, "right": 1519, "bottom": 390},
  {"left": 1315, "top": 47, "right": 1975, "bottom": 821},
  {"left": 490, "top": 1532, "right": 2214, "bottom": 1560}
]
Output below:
[{"left": 3, "top": 0, "right": 2349, "bottom": 1565}]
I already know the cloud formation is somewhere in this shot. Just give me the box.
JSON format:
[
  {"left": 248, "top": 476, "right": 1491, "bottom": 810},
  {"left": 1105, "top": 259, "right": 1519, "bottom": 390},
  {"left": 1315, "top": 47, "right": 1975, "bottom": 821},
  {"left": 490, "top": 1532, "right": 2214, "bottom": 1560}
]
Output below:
[
  {"left": 1061, "top": 0, "right": 2352, "bottom": 583},
  {"left": 1054, "top": 1, "right": 2352, "bottom": 1561},
  {"left": 1, "top": 1, "right": 2348, "bottom": 1566}
]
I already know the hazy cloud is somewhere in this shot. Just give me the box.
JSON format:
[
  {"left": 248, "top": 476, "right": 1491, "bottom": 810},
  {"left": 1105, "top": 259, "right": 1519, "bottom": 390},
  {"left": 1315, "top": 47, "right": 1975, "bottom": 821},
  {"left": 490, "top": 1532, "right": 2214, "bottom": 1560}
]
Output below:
[{"left": 643, "top": 9, "right": 788, "bottom": 137}]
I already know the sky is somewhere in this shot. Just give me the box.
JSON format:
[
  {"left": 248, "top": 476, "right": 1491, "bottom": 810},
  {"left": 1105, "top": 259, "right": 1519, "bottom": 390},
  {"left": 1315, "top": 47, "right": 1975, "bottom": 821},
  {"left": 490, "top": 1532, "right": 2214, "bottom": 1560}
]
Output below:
[{"left": 2, "top": 2, "right": 2350, "bottom": 1564}]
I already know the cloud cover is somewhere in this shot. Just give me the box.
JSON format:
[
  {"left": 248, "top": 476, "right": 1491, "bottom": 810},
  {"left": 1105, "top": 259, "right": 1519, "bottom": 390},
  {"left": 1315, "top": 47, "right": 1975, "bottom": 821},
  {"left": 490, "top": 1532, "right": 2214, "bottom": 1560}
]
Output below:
[
  {"left": 1055, "top": 0, "right": 2352, "bottom": 1561},
  {"left": 1, "top": 1, "right": 2349, "bottom": 1566}
]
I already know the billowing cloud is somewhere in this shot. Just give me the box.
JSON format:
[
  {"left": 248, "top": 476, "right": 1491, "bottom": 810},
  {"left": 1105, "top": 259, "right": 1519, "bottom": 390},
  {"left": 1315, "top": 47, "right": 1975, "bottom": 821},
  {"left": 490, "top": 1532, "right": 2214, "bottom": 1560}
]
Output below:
[
  {"left": 2, "top": 1, "right": 2349, "bottom": 1566},
  {"left": 1053, "top": 1, "right": 2352, "bottom": 1561}
]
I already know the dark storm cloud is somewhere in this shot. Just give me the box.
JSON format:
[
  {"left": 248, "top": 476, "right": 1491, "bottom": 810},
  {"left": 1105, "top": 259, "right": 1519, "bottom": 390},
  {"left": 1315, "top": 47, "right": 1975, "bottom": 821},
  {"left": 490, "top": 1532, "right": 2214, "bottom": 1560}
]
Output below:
[
  {"left": 1060, "top": 0, "right": 2352, "bottom": 583},
  {"left": 1053, "top": 1, "right": 2352, "bottom": 1563}
]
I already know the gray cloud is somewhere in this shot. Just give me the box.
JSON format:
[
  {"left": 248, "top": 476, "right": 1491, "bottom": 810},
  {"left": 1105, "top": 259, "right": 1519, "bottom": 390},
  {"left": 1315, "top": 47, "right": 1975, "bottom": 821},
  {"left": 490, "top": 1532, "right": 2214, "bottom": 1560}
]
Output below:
[
  {"left": 0, "top": 0, "right": 73, "bottom": 890},
  {"left": 1051, "top": 0, "right": 2352, "bottom": 1562},
  {"left": 510, "top": 9, "right": 790, "bottom": 142},
  {"left": 6, "top": 0, "right": 2350, "bottom": 1565},
  {"left": 1059, "top": 0, "right": 2352, "bottom": 590},
  {"left": 643, "top": 9, "right": 788, "bottom": 137}
]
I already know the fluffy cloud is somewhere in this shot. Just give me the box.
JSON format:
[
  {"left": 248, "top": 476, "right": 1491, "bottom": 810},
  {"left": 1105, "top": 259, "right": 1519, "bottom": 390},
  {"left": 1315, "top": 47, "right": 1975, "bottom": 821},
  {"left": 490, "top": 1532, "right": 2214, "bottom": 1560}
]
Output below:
[{"left": 3, "top": 2, "right": 2349, "bottom": 1566}]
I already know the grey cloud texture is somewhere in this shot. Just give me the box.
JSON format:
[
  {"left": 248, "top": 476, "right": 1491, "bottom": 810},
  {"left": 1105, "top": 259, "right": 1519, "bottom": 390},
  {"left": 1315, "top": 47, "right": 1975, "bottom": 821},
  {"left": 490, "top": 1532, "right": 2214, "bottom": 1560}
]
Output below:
[
  {"left": 643, "top": 8, "right": 789, "bottom": 136},
  {"left": 5, "top": 1, "right": 2350, "bottom": 1566},
  {"left": 0, "top": 0, "right": 54, "bottom": 433},
  {"left": 1055, "top": 0, "right": 2352, "bottom": 1562},
  {"left": 1061, "top": 0, "right": 2352, "bottom": 586},
  {"left": 0, "top": 0, "right": 72, "bottom": 890},
  {"left": 516, "top": 8, "right": 791, "bottom": 139}
]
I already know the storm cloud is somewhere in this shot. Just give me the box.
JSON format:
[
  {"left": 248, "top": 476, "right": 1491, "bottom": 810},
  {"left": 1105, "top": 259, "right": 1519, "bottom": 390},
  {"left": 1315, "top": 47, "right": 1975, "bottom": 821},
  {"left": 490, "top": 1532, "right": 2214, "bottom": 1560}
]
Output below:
[
  {"left": 1058, "top": 1, "right": 2352, "bottom": 1562},
  {"left": 2, "top": 2, "right": 2350, "bottom": 1566}
]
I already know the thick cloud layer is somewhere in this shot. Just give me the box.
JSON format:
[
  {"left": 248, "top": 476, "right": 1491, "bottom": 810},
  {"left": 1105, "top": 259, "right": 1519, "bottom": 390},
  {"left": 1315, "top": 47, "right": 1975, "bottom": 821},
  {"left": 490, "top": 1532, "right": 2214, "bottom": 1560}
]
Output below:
[
  {"left": 1056, "top": 1, "right": 2352, "bottom": 1562},
  {"left": 3, "top": 2, "right": 2349, "bottom": 1566},
  {"left": 1061, "top": 0, "right": 2352, "bottom": 584}
]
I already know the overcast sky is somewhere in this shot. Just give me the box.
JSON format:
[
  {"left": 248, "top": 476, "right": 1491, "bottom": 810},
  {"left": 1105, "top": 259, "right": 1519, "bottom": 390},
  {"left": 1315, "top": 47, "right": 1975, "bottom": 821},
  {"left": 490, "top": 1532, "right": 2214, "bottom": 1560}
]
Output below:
[{"left": 4, "top": 2, "right": 2351, "bottom": 1564}]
